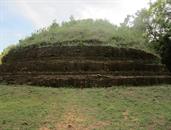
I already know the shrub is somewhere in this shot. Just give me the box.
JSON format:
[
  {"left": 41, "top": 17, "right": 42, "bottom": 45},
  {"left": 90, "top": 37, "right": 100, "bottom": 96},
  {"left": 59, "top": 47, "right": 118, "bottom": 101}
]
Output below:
[{"left": 0, "top": 45, "right": 16, "bottom": 63}]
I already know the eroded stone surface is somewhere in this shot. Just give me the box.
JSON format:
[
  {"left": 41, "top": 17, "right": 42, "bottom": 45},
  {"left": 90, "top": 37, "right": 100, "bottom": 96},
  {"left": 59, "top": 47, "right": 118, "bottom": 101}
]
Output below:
[{"left": 0, "top": 45, "right": 170, "bottom": 87}]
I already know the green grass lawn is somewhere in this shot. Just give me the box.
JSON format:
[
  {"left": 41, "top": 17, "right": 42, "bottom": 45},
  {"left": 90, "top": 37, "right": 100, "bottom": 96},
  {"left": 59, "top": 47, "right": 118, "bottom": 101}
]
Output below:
[{"left": 0, "top": 85, "right": 171, "bottom": 130}]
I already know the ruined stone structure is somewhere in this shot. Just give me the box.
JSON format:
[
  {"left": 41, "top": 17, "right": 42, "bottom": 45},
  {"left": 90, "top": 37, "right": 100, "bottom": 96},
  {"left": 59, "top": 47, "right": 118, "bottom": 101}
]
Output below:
[{"left": 0, "top": 45, "right": 171, "bottom": 87}]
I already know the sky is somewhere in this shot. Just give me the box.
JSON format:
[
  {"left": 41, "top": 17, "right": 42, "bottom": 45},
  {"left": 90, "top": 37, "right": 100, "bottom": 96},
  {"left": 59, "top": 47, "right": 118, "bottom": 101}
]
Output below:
[{"left": 0, "top": 0, "right": 154, "bottom": 52}]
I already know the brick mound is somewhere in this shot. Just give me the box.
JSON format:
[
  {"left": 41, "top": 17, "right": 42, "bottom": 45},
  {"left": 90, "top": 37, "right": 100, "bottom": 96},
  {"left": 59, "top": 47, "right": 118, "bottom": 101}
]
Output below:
[{"left": 0, "top": 45, "right": 171, "bottom": 87}]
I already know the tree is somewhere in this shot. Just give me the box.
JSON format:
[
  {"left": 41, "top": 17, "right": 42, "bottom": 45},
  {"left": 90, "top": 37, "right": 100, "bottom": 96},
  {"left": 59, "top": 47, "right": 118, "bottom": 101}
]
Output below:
[
  {"left": 147, "top": 0, "right": 171, "bottom": 71},
  {"left": 147, "top": 0, "right": 170, "bottom": 40},
  {"left": 125, "top": 0, "right": 171, "bottom": 70}
]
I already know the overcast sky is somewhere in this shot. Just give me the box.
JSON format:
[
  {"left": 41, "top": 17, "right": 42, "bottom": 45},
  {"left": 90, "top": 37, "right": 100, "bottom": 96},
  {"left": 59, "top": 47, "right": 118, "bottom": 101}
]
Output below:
[{"left": 0, "top": 0, "right": 155, "bottom": 52}]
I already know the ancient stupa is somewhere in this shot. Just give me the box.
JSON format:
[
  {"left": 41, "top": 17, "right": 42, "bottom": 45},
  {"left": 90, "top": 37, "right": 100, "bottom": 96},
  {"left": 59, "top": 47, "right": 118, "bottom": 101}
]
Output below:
[{"left": 0, "top": 40, "right": 171, "bottom": 87}]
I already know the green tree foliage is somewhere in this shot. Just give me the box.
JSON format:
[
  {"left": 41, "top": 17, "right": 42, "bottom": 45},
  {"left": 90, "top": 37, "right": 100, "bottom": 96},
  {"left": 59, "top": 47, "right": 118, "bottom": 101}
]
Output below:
[
  {"left": 147, "top": 0, "right": 171, "bottom": 49},
  {"left": 123, "top": 0, "right": 171, "bottom": 70},
  {"left": 147, "top": 0, "right": 171, "bottom": 70}
]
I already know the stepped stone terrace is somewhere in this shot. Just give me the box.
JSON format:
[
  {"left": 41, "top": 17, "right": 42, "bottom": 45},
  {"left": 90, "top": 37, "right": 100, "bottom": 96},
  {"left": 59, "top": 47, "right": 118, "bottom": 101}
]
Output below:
[{"left": 0, "top": 42, "right": 171, "bottom": 87}]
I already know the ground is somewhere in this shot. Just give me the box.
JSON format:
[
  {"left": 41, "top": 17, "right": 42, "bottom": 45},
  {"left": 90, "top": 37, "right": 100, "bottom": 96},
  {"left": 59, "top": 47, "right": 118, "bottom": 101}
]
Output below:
[{"left": 0, "top": 85, "right": 171, "bottom": 130}]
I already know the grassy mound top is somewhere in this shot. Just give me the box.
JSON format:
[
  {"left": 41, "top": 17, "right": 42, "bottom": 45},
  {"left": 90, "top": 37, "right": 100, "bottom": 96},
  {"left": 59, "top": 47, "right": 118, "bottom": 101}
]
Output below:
[
  {"left": 0, "top": 18, "right": 155, "bottom": 63},
  {"left": 18, "top": 19, "right": 116, "bottom": 47},
  {"left": 6, "top": 19, "right": 150, "bottom": 50}
]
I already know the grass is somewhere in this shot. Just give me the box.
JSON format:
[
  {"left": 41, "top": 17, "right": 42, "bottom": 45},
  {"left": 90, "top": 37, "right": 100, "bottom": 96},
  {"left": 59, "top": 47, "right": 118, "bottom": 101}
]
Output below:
[
  {"left": 0, "top": 85, "right": 171, "bottom": 130},
  {"left": 1, "top": 19, "right": 151, "bottom": 57}
]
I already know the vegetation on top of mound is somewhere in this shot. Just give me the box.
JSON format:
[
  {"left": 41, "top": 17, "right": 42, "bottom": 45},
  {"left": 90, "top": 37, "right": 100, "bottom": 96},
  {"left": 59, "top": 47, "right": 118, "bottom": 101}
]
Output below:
[
  {"left": 2, "top": 18, "right": 151, "bottom": 53},
  {"left": 18, "top": 19, "right": 116, "bottom": 46}
]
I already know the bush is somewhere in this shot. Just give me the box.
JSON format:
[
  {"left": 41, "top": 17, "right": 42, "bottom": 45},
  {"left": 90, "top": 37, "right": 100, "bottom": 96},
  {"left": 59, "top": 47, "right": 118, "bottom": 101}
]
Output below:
[{"left": 0, "top": 45, "right": 16, "bottom": 63}]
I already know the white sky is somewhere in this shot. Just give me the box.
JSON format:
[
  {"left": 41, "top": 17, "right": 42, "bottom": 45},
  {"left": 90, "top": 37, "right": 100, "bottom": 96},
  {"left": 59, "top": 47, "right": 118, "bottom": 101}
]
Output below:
[
  {"left": 13, "top": 0, "right": 154, "bottom": 28},
  {"left": 0, "top": 0, "right": 156, "bottom": 52}
]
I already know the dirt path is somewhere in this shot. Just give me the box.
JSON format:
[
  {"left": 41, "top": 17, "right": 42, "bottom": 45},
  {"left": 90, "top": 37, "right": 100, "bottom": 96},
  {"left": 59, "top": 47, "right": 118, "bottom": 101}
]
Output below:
[
  {"left": 55, "top": 105, "right": 110, "bottom": 130},
  {"left": 40, "top": 92, "right": 110, "bottom": 130},
  {"left": 40, "top": 106, "right": 109, "bottom": 130},
  {"left": 55, "top": 105, "right": 87, "bottom": 130}
]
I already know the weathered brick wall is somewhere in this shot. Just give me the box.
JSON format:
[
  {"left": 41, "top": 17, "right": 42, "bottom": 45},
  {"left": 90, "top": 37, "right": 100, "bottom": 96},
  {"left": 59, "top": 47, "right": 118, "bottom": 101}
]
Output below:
[
  {"left": 2, "top": 46, "right": 159, "bottom": 63},
  {"left": 0, "top": 45, "right": 170, "bottom": 87}
]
